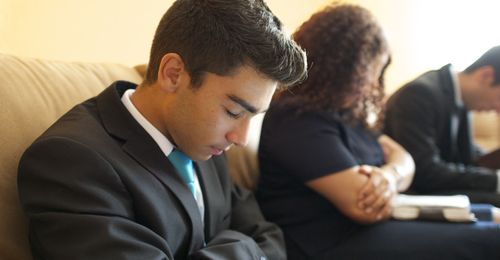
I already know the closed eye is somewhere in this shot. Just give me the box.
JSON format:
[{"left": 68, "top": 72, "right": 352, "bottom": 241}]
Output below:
[{"left": 225, "top": 108, "right": 243, "bottom": 119}]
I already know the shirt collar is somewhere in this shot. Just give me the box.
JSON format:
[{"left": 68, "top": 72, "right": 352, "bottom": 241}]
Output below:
[
  {"left": 121, "top": 89, "right": 175, "bottom": 157},
  {"left": 449, "top": 65, "right": 464, "bottom": 107}
]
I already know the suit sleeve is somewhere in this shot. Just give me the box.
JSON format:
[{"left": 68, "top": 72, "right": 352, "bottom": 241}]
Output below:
[
  {"left": 384, "top": 85, "right": 497, "bottom": 193},
  {"left": 18, "top": 137, "right": 175, "bottom": 260},
  {"left": 190, "top": 156, "right": 285, "bottom": 260}
]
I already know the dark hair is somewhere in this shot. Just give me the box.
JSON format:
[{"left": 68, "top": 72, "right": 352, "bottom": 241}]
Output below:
[
  {"left": 277, "top": 3, "right": 389, "bottom": 128},
  {"left": 145, "top": 0, "right": 307, "bottom": 88},
  {"left": 464, "top": 45, "right": 500, "bottom": 84}
]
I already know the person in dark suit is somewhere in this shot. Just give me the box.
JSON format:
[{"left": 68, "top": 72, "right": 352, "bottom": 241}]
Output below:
[
  {"left": 17, "top": 0, "right": 307, "bottom": 259},
  {"left": 385, "top": 46, "right": 500, "bottom": 206},
  {"left": 256, "top": 4, "right": 500, "bottom": 259}
]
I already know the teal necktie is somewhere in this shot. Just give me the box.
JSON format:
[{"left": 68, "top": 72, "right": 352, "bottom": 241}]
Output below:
[{"left": 168, "top": 149, "right": 196, "bottom": 196}]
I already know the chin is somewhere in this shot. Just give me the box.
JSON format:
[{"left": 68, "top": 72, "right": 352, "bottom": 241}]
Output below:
[{"left": 194, "top": 153, "right": 212, "bottom": 161}]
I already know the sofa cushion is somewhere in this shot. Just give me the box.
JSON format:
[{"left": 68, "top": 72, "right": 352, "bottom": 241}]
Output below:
[
  {"left": 472, "top": 112, "right": 500, "bottom": 151},
  {"left": 0, "top": 53, "right": 142, "bottom": 260}
]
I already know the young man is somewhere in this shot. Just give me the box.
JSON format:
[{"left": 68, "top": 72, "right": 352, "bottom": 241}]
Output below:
[
  {"left": 385, "top": 46, "right": 500, "bottom": 206},
  {"left": 17, "top": 0, "right": 307, "bottom": 259}
]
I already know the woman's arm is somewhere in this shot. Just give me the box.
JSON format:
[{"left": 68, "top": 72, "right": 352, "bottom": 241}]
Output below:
[
  {"left": 305, "top": 135, "right": 415, "bottom": 225},
  {"left": 306, "top": 166, "right": 394, "bottom": 225},
  {"left": 377, "top": 134, "right": 415, "bottom": 192},
  {"left": 354, "top": 135, "right": 415, "bottom": 216}
]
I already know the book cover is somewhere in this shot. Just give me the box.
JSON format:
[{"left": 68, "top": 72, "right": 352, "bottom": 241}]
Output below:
[{"left": 392, "top": 194, "right": 476, "bottom": 222}]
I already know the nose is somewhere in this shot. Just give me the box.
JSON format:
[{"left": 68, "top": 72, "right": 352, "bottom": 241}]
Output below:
[{"left": 226, "top": 118, "right": 250, "bottom": 147}]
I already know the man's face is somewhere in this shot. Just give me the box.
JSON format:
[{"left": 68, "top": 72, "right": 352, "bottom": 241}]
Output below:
[
  {"left": 165, "top": 66, "right": 277, "bottom": 161},
  {"left": 471, "top": 83, "right": 500, "bottom": 112},
  {"left": 462, "top": 67, "right": 500, "bottom": 112}
]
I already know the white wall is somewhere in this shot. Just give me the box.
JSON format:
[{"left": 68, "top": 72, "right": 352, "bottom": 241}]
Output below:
[
  {"left": 0, "top": 0, "right": 330, "bottom": 66},
  {"left": 0, "top": 0, "right": 16, "bottom": 53},
  {"left": 353, "top": 0, "right": 500, "bottom": 94},
  {"left": 266, "top": 0, "right": 330, "bottom": 34},
  {"left": 1, "top": 0, "right": 173, "bottom": 65},
  {"left": 3, "top": 0, "right": 500, "bottom": 94}
]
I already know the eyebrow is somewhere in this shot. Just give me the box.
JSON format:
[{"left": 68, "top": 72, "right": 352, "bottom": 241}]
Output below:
[{"left": 227, "top": 94, "right": 265, "bottom": 114}]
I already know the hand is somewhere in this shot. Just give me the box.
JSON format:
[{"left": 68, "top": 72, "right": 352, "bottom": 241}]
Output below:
[
  {"left": 493, "top": 207, "right": 500, "bottom": 224},
  {"left": 357, "top": 165, "right": 398, "bottom": 220}
]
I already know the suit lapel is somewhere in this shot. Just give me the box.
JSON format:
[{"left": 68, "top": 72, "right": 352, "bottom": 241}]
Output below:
[
  {"left": 195, "top": 159, "right": 225, "bottom": 239},
  {"left": 438, "top": 66, "right": 462, "bottom": 162},
  {"left": 95, "top": 81, "right": 205, "bottom": 250},
  {"left": 439, "top": 65, "right": 475, "bottom": 163},
  {"left": 122, "top": 138, "right": 205, "bottom": 250}
]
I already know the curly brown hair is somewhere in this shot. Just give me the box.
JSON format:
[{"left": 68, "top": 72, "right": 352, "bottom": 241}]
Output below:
[{"left": 276, "top": 3, "right": 390, "bottom": 128}]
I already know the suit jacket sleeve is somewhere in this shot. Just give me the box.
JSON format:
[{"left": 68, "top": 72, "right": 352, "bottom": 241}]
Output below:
[
  {"left": 18, "top": 137, "right": 175, "bottom": 260},
  {"left": 385, "top": 85, "right": 497, "bottom": 193},
  {"left": 190, "top": 156, "right": 286, "bottom": 260}
]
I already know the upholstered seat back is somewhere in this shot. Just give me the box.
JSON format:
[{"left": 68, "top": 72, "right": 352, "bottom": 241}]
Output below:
[{"left": 0, "top": 53, "right": 143, "bottom": 260}]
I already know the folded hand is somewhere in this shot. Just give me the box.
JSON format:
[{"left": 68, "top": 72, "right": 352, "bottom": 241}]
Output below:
[{"left": 357, "top": 165, "right": 398, "bottom": 220}]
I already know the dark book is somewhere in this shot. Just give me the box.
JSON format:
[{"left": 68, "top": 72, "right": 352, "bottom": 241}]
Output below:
[{"left": 476, "top": 148, "right": 500, "bottom": 169}]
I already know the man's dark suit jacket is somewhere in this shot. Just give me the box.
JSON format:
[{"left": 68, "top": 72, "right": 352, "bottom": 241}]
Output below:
[
  {"left": 18, "top": 81, "right": 285, "bottom": 260},
  {"left": 384, "top": 65, "right": 498, "bottom": 196}
]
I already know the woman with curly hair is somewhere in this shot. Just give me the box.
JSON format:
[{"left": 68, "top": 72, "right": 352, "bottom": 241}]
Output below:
[{"left": 256, "top": 3, "right": 500, "bottom": 259}]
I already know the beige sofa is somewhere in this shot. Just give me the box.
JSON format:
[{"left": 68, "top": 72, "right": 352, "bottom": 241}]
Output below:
[
  {"left": 0, "top": 53, "right": 498, "bottom": 259},
  {"left": 472, "top": 112, "right": 500, "bottom": 151},
  {"left": 0, "top": 53, "right": 144, "bottom": 260}
]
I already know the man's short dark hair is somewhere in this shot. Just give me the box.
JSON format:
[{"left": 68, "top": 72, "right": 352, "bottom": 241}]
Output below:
[
  {"left": 145, "top": 0, "right": 307, "bottom": 88},
  {"left": 464, "top": 45, "right": 500, "bottom": 84}
]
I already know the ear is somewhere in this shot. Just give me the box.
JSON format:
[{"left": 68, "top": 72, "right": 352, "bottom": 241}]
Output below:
[
  {"left": 475, "top": 65, "right": 495, "bottom": 86},
  {"left": 157, "top": 53, "right": 186, "bottom": 92}
]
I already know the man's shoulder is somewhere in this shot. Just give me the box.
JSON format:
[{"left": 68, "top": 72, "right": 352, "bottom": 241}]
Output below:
[
  {"left": 388, "top": 68, "right": 447, "bottom": 106},
  {"left": 400, "top": 65, "right": 452, "bottom": 95},
  {"left": 28, "top": 97, "right": 117, "bottom": 156},
  {"left": 41, "top": 99, "right": 101, "bottom": 138},
  {"left": 35, "top": 81, "right": 134, "bottom": 147},
  {"left": 409, "top": 70, "right": 443, "bottom": 89}
]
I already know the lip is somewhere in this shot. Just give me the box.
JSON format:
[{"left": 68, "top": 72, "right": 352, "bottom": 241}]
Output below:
[{"left": 210, "top": 146, "right": 224, "bottom": 156}]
